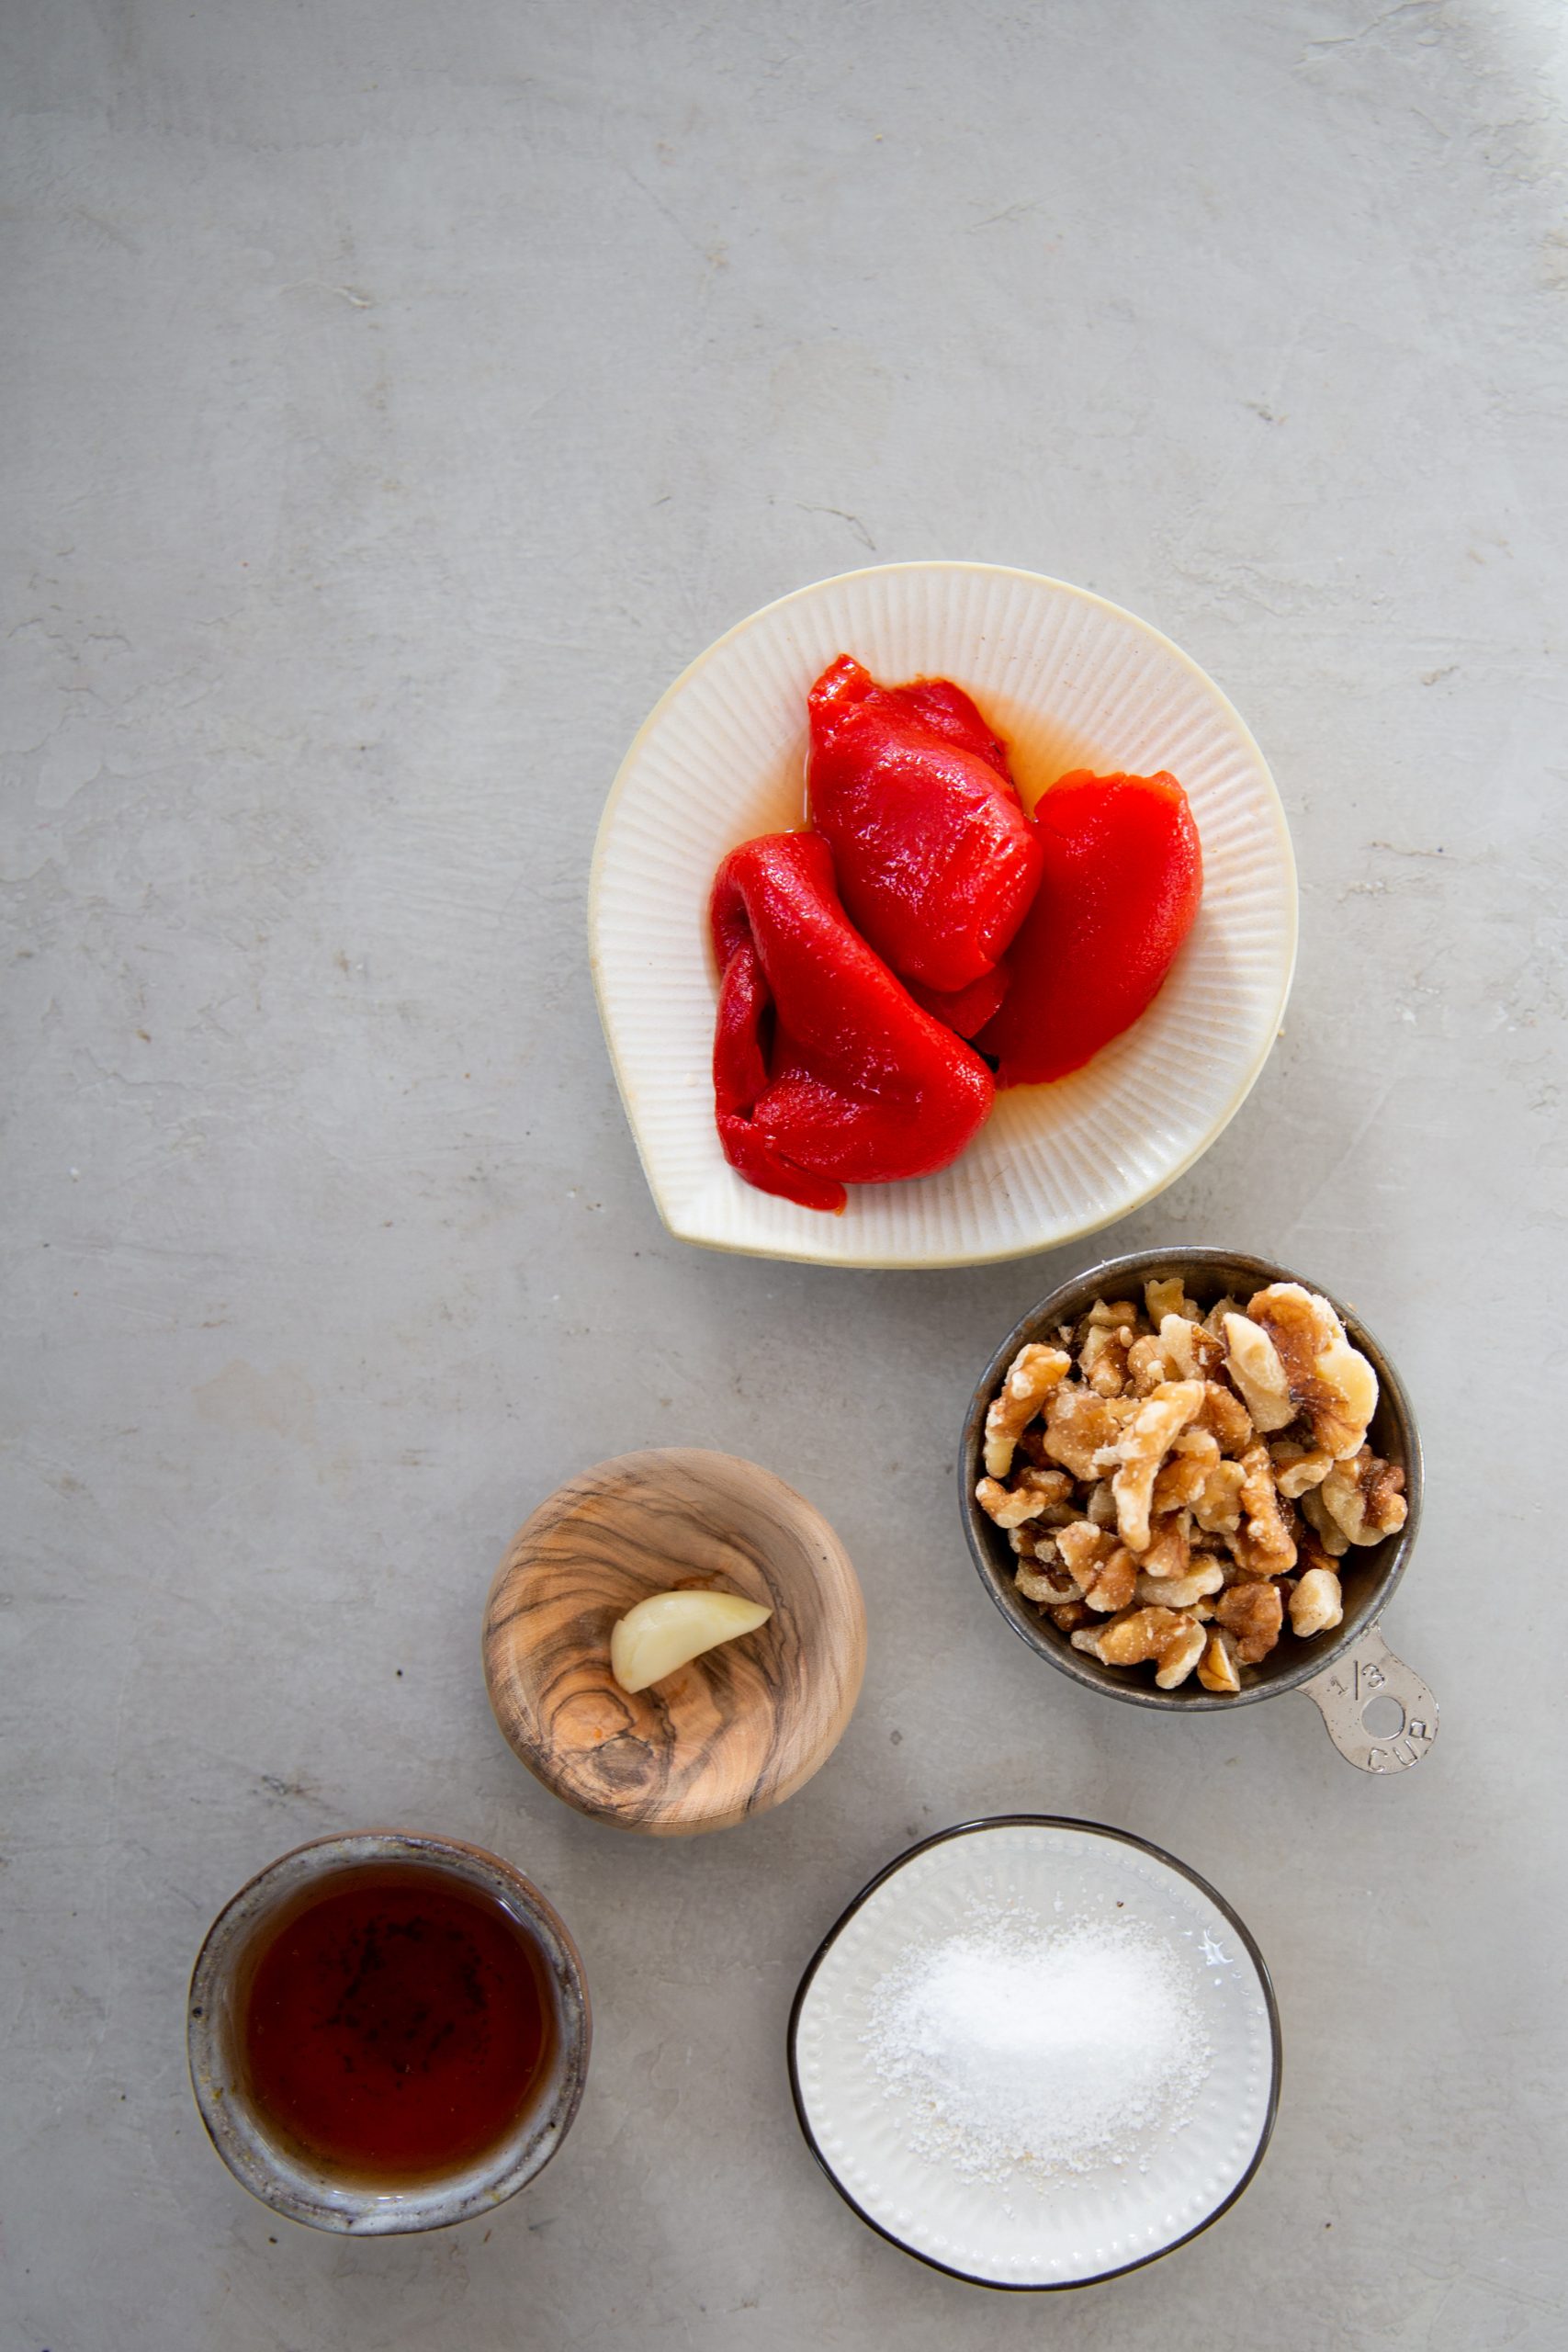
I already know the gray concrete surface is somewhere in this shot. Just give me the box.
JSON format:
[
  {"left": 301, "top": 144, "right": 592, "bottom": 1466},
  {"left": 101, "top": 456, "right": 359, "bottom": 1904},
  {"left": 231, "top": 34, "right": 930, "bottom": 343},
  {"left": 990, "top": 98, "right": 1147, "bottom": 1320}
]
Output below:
[{"left": 5, "top": 3, "right": 1566, "bottom": 2346}]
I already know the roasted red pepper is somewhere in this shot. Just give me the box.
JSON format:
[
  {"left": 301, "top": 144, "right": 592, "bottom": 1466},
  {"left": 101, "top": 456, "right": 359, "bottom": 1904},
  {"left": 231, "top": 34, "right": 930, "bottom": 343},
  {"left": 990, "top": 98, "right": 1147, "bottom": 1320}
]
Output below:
[
  {"left": 807, "top": 656, "right": 1043, "bottom": 1001},
  {"left": 901, "top": 966, "right": 1010, "bottom": 1040},
  {"left": 976, "top": 770, "right": 1202, "bottom": 1085},
  {"left": 710, "top": 831, "right": 995, "bottom": 1213}
]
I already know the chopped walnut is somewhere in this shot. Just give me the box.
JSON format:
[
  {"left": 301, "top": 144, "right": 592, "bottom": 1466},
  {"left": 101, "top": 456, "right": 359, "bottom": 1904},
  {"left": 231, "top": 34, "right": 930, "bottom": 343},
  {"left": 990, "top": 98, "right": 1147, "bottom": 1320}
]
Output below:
[
  {"left": 1213, "top": 1578, "right": 1284, "bottom": 1664},
  {"left": 1134, "top": 1557, "right": 1224, "bottom": 1610},
  {"left": 1196, "top": 1379, "right": 1255, "bottom": 1456},
  {"left": 976, "top": 1476, "right": 1025, "bottom": 1526},
  {"left": 1015, "top": 1557, "right": 1078, "bottom": 1607},
  {"left": 1293, "top": 1521, "right": 1343, "bottom": 1581},
  {"left": 1196, "top": 1627, "right": 1241, "bottom": 1693},
  {"left": 1152, "top": 1426, "right": 1221, "bottom": 1513},
  {"left": 1269, "top": 1436, "right": 1335, "bottom": 1498},
  {"left": 1299, "top": 1482, "right": 1350, "bottom": 1558},
  {"left": 978, "top": 1267, "right": 1407, "bottom": 1699},
  {"left": 1080, "top": 1320, "right": 1133, "bottom": 1396},
  {"left": 1290, "top": 1566, "right": 1344, "bottom": 1637},
  {"left": 1247, "top": 1283, "right": 1378, "bottom": 1462},
  {"left": 1056, "top": 1520, "right": 1136, "bottom": 1613},
  {"left": 1145, "top": 1275, "right": 1201, "bottom": 1326},
  {"left": 1014, "top": 1427, "right": 1100, "bottom": 1514},
  {"left": 1222, "top": 1312, "right": 1295, "bottom": 1432},
  {"left": 1086, "top": 1479, "right": 1119, "bottom": 1528},
  {"left": 1158, "top": 1312, "right": 1227, "bottom": 1383},
  {"left": 1107, "top": 1380, "right": 1205, "bottom": 1552},
  {"left": 983, "top": 1343, "right": 1072, "bottom": 1478},
  {"left": 1318, "top": 1446, "right": 1408, "bottom": 1546},
  {"left": 1125, "top": 1332, "right": 1172, "bottom": 1396},
  {"left": 1088, "top": 1548, "right": 1137, "bottom": 1613},
  {"left": 1138, "top": 1509, "right": 1192, "bottom": 1582},
  {"left": 1014, "top": 1425, "right": 1052, "bottom": 1470},
  {"left": 1083, "top": 1297, "right": 1141, "bottom": 1334},
  {"left": 976, "top": 1467, "right": 1074, "bottom": 1529},
  {"left": 1055, "top": 1519, "right": 1105, "bottom": 1586},
  {"left": 1228, "top": 1442, "right": 1298, "bottom": 1577},
  {"left": 1191, "top": 1455, "right": 1247, "bottom": 1536},
  {"left": 1073, "top": 1605, "right": 1207, "bottom": 1689},
  {"left": 1042, "top": 1385, "right": 1129, "bottom": 1482}
]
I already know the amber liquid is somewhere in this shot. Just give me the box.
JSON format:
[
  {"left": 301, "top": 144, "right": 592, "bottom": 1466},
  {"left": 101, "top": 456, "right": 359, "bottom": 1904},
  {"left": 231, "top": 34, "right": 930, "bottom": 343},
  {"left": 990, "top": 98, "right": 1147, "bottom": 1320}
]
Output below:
[{"left": 239, "top": 1864, "right": 554, "bottom": 2183}]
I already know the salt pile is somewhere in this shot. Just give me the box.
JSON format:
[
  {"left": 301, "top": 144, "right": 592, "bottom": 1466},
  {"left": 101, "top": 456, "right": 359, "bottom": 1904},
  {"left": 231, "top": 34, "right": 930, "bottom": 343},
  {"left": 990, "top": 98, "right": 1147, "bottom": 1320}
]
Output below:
[{"left": 863, "top": 1904, "right": 1212, "bottom": 2185}]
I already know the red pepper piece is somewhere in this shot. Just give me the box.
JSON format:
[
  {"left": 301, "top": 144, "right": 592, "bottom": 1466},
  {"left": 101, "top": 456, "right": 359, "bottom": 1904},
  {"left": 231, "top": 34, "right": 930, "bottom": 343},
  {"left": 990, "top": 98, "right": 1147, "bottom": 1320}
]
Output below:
[
  {"left": 710, "top": 832, "right": 995, "bottom": 1212},
  {"left": 976, "top": 771, "right": 1202, "bottom": 1086},
  {"left": 807, "top": 656, "right": 1043, "bottom": 995},
  {"left": 901, "top": 967, "right": 1010, "bottom": 1040},
  {"left": 885, "top": 677, "right": 1012, "bottom": 780}
]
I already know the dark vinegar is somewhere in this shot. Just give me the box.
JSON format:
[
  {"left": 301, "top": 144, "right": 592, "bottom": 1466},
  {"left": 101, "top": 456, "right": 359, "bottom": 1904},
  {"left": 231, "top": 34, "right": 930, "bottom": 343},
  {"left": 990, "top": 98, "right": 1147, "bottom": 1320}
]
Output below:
[{"left": 240, "top": 1864, "right": 553, "bottom": 2182}]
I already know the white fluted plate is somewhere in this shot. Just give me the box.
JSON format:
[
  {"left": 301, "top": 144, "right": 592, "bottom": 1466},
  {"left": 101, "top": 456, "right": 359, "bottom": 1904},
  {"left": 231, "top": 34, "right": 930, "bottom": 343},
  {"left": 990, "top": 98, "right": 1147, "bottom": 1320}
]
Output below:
[
  {"left": 788, "top": 1818, "right": 1280, "bottom": 2290},
  {"left": 591, "top": 563, "right": 1295, "bottom": 1267}
]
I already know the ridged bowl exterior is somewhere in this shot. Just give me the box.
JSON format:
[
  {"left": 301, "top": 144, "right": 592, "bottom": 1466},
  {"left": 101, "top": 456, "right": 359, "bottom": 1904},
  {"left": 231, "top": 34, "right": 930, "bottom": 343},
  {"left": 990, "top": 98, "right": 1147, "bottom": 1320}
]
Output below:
[{"left": 592, "top": 562, "right": 1297, "bottom": 1267}]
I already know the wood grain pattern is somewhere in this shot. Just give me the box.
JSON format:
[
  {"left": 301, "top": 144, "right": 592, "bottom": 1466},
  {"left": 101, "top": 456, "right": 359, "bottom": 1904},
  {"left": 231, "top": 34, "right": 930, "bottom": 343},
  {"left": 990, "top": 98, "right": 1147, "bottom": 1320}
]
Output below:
[{"left": 482, "top": 1450, "right": 866, "bottom": 1837}]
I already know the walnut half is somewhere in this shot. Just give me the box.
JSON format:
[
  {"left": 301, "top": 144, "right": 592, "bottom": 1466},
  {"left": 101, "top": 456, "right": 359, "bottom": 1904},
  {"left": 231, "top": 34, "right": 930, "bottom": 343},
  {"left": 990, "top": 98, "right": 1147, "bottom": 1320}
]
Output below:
[{"left": 1247, "top": 1283, "right": 1379, "bottom": 1462}]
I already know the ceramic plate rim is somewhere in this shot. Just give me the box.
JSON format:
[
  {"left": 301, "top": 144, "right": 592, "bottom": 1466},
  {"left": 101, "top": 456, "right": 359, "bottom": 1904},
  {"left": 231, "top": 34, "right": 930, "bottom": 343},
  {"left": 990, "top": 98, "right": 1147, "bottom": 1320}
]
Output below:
[
  {"left": 589, "top": 561, "right": 1298, "bottom": 1271},
  {"left": 785, "top": 1814, "right": 1282, "bottom": 2292}
]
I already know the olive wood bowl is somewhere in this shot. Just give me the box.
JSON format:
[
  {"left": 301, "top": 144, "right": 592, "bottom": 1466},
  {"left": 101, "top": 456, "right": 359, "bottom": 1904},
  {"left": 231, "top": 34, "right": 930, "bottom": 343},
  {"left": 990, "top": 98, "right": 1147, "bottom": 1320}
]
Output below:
[
  {"left": 961, "top": 1248, "right": 1438, "bottom": 1772},
  {"left": 483, "top": 1448, "right": 865, "bottom": 1835}
]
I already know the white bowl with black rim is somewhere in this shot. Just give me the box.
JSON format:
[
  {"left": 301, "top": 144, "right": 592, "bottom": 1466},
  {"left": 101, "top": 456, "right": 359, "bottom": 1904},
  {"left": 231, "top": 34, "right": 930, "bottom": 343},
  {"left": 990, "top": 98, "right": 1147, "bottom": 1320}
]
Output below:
[{"left": 787, "top": 1816, "right": 1280, "bottom": 2290}]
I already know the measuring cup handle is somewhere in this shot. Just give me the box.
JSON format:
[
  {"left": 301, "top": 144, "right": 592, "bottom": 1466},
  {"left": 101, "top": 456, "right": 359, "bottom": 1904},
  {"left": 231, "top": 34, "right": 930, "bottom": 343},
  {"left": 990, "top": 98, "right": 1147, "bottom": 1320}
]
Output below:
[{"left": 1301, "top": 1626, "right": 1439, "bottom": 1773}]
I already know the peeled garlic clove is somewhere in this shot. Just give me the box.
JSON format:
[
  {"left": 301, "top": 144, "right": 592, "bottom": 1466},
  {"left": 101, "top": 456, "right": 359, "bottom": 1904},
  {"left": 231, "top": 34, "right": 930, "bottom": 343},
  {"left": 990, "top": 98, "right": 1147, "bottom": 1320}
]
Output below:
[{"left": 609, "top": 1590, "right": 773, "bottom": 1694}]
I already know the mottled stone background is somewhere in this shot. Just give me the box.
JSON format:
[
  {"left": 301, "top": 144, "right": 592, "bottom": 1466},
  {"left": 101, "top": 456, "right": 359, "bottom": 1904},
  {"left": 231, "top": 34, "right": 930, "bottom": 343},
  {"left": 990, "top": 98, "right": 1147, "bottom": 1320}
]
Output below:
[{"left": 4, "top": 3, "right": 1564, "bottom": 2346}]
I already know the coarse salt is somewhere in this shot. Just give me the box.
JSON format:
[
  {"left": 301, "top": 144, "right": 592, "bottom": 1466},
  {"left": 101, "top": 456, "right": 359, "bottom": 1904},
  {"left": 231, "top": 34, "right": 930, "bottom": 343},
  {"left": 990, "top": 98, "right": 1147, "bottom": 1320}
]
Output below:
[{"left": 863, "top": 1901, "right": 1212, "bottom": 2186}]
